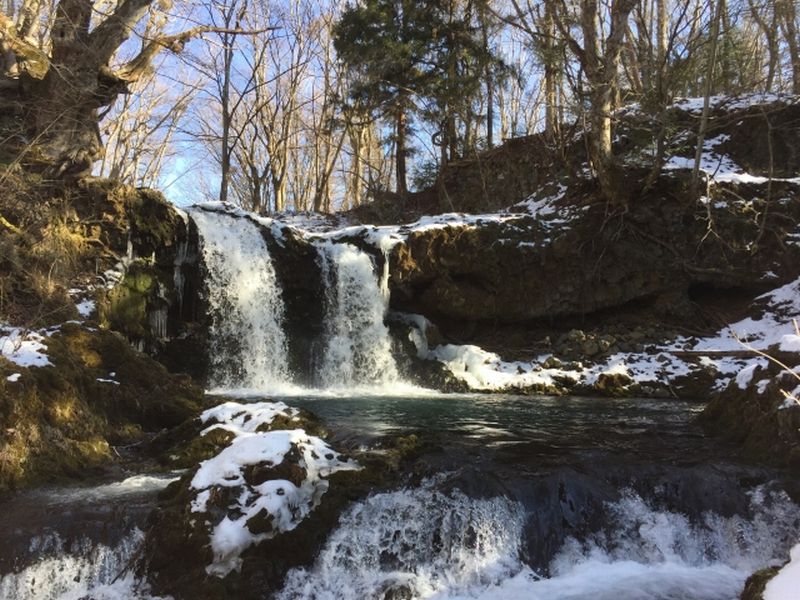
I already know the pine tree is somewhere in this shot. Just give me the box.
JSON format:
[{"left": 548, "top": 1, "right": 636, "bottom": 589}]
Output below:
[{"left": 333, "top": 0, "right": 501, "bottom": 197}]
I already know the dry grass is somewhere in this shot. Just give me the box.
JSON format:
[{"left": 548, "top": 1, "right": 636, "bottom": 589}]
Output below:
[{"left": 0, "top": 169, "right": 91, "bottom": 326}]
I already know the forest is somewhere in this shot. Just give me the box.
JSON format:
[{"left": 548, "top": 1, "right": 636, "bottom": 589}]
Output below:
[
  {"left": 1, "top": 1, "right": 800, "bottom": 600},
  {"left": 1, "top": 0, "right": 797, "bottom": 210}
]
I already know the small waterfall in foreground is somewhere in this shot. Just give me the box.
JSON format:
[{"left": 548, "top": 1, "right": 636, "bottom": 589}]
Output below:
[
  {"left": 278, "top": 482, "right": 799, "bottom": 600},
  {"left": 192, "top": 209, "right": 292, "bottom": 391},
  {"left": 316, "top": 240, "right": 400, "bottom": 388},
  {"left": 0, "top": 530, "right": 161, "bottom": 600},
  {"left": 278, "top": 481, "right": 526, "bottom": 600}
]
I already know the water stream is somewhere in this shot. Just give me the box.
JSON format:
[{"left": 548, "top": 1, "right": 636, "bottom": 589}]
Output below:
[{"left": 275, "top": 394, "right": 799, "bottom": 600}]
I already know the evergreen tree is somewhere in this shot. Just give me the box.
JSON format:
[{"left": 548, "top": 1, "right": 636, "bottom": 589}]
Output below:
[
  {"left": 334, "top": 0, "right": 440, "bottom": 197},
  {"left": 333, "top": 0, "right": 501, "bottom": 197}
]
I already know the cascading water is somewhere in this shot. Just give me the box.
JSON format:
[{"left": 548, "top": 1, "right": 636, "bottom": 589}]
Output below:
[
  {"left": 278, "top": 480, "right": 527, "bottom": 600},
  {"left": 278, "top": 481, "right": 799, "bottom": 600},
  {"left": 192, "top": 209, "right": 292, "bottom": 391},
  {"left": 315, "top": 240, "right": 400, "bottom": 389},
  {"left": 0, "top": 531, "right": 161, "bottom": 600}
]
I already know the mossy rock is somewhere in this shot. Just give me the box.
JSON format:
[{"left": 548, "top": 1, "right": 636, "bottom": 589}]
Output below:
[
  {"left": 0, "top": 323, "right": 207, "bottom": 490},
  {"left": 740, "top": 566, "right": 780, "bottom": 600},
  {"left": 101, "top": 263, "right": 161, "bottom": 339},
  {"left": 144, "top": 433, "right": 424, "bottom": 599}
]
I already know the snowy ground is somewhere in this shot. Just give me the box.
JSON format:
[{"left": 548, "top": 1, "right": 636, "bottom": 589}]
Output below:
[
  {"left": 0, "top": 326, "right": 52, "bottom": 369},
  {"left": 405, "top": 276, "right": 800, "bottom": 396}
]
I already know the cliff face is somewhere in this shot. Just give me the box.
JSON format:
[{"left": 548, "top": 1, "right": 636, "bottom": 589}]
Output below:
[
  {"left": 0, "top": 178, "right": 208, "bottom": 489},
  {"left": 388, "top": 177, "right": 800, "bottom": 324}
]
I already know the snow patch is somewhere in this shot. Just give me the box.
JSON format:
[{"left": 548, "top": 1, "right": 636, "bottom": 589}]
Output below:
[
  {"left": 189, "top": 401, "right": 359, "bottom": 577},
  {"left": 663, "top": 133, "right": 800, "bottom": 186},
  {"left": 736, "top": 363, "right": 759, "bottom": 389},
  {"left": 765, "top": 543, "right": 800, "bottom": 600},
  {"left": 0, "top": 327, "right": 52, "bottom": 368},
  {"left": 199, "top": 401, "right": 300, "bottom": 436},
  {"left": 779, "top": 334, "right": 800, "bottom": 353},
  {"left": 76, "top": 299, "right": 96, "bottom": 318}
]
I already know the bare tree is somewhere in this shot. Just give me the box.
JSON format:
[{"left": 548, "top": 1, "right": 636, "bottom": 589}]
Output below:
[
  {"left": 0, "top": 0, "right": 268, "bottom": 177},
  {"left": 98, "top": 59, "right": 193, "bottom": 188},
  {"left": 776, "top": 0, "right": 799, "bottom": 94},
  {"left": 554, "top": 0, "right": 638, "bottom": 202}
]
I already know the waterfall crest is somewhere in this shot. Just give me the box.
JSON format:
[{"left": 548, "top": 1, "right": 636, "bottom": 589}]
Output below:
[{"left": 192, "top": 209, "right": 292, "bottom": 392}]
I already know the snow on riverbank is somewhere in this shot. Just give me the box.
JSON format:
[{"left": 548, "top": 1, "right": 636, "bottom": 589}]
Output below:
[
  {"left": 408, "top": 276, "right": 800, "bottom": 395},
  {"left": 693, "top": 278, "right": 800, "bottom": 352}
]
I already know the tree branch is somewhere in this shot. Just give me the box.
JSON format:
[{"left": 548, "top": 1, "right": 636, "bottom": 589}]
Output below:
[{"left": 114, "top": 25, "right": 276, "bottom": 83}]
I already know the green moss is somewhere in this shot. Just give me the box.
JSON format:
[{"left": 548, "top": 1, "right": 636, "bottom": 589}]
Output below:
[{"left": 102, "top": 264, "right": 158, "bottom": 338}]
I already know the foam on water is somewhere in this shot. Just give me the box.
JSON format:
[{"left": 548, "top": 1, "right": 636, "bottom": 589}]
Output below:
[
  {"left": 192, "top": 209, "right": 293, "bottom": 391},
  {"left": 278, "top": 483, "right": 799, "bottom": 600}
]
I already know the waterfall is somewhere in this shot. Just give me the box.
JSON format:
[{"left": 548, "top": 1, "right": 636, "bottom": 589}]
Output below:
[
  {"left": 192, "top": 209, "right": 292, "bottom": 391},
  {"left": 0, "top": 530, "right": 162, "bottom": 600},
  {"left": 277, "top": 483, "right": 799, "bottom": 600},
  {"left": 191, "top": 207, "right": 409, "bottom": 392},
  {"left": 315, "top": 240, "right": 400, "bottom": 389}
]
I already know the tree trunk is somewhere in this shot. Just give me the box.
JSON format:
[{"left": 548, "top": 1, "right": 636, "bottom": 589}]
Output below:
[
  {"left": 748, "top": 0, "right": 779, "bottom": 92},
  {"left": 273, "top": 171, "right": 287, "bottom": 212},
  {"left": 656, "top": 0, "right": 668, "bottom": 100},
  {"left": 543, "top": 0, "right": 559, "bottom": 141},
  {"left": 395, "top": 97, "right": 408, "bottom": 198},
  {"left": 692, "top": 0, "right": 722, "bottom": 195},
  {"left": 778, "top": 0, "right": 800, "bottom": 94},
  {"left": 218, "top": 33, "right": 234, "bottom": 203},
  {"left": 578, "top": 0, "right": 637, "bottom": 203},
  {"left": 26, "top": 0, "right": 107, "bottom": 175},
  {"left": 480, "top": 5, "right": 493, "bottom": 149},
  {"left": 7, "top": 0, "right": 222, "bottom": 178},
  {"left": 590, "top": 82, "right": 618, "bottom": 198}
]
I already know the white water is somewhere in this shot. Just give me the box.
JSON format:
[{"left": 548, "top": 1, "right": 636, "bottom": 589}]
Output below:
[
  {"left": 192, "top": 210, "right": 411, "bottom": 393},
  {"left": 192, "top": 209, "right": 293, "bottom": 391},
  {"left": 278, "top": 480, "right": 526, "bottom": 600},
  {"left": 0, "top": 530, "right": 164, "bottom": 600},
  {"left": 278, "top": 483, "right": 799, "bottom": 600},
  {"left": 315, "top": 240, "right": 401, "bottom": 389}
]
